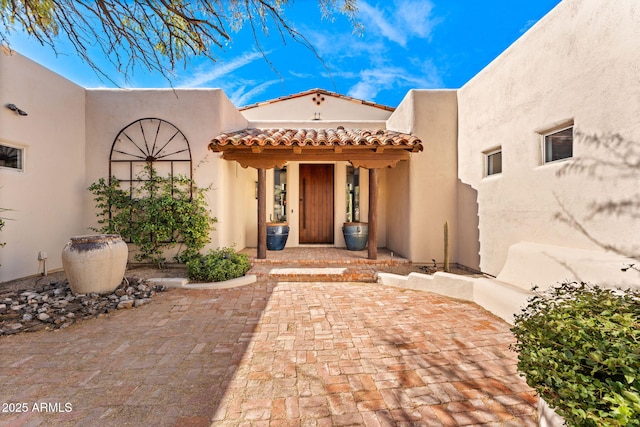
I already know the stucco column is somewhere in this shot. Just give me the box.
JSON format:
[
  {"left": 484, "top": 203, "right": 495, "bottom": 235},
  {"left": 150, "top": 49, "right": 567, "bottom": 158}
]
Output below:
[
  {"left": 368, "top": 168, "right": 379, "bottom": 260},
  {"left": 257, "top": 168, "right": 267, "bottom": 259}
]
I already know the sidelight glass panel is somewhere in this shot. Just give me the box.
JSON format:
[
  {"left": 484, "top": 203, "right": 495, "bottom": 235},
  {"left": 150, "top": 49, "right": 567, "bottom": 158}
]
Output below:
[
  {"left": 273, "top": 166, "right": 287, "bottom": 222},
  {"left": 346, "top": 166, "right": 361, "bottom": 222}
]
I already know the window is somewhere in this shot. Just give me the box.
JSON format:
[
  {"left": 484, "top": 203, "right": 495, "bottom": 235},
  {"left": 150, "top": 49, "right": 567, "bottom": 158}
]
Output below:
[
  {"left": 544, "top": 126, "right": 573, "bottom": 163},
  {"left": 485, "top": 148, "right": 502, "bottom": 176},
  {"left": 346, "top": 166, "right": 361, "bottom": 222},
  {"left": 273, "top": 167, "right": 287, "bottom": 222},
  {"left": 0, "top": 143, "right": 24, "bottom": 171}
]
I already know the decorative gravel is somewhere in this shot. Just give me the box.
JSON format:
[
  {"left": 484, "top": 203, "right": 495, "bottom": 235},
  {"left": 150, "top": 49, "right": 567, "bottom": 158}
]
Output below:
[{"left": 0, "top": 277, "right": 166, "bottom": 335}]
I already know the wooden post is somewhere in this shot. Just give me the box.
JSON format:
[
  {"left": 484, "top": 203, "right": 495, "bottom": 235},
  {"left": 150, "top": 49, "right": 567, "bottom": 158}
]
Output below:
[
  {"left": 368, "top": 168, "right": 378, "bottom": 260},
  {"left": 257, "top": 168, "right": 267, "bottom": 259}
]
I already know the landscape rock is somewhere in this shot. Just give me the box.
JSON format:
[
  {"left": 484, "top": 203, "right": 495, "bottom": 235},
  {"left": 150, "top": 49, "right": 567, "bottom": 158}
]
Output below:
[
  {"left": 0, "top": 277, "right": 166, "bottom": 335},
  {"left": 117, "top": 300, "right": 134, "bottom": 310}
]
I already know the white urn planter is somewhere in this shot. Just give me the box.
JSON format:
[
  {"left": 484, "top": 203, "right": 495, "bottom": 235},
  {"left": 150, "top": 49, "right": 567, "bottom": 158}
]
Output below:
[{"left": 62, "top": 234, "right": 128, "bottom": 295}]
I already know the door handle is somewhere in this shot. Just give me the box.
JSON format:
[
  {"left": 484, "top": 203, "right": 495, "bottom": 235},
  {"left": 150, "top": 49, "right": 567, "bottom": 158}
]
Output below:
[{"left": 301, "top": 178, "right": 306, "bottom": 229}]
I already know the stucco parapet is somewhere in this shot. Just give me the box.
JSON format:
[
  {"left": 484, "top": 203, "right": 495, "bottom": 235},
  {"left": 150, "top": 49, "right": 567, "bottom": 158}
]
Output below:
[
  {"left": 377, "top": 271, "right": 474, "bottom": 301},
  {"left": 240, "top": 88, "right": 396, "bottom": 112},
  {"left": 472, "top": 277, "right": 535, "bottom": 324},
  {"left": 247, "top": 120, "right": 387, "bottom": 129},
  {"left": 496, "top": 242, "right": 640, "bottom": 292},
  {"left": 378, "top": 272, "right": 534, "bottom": 324},
  {"left": 85, "top": 88, "right": 224, "bottom": 93}
]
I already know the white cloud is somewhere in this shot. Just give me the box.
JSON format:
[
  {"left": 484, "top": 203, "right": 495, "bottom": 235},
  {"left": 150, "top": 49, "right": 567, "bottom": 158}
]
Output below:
[
  {"left": 230, "top": 80, "right": 280, "bottom": 106},
  {"left": 358, "top": 2, "right": 407, "bottom": 46},
  {"left": 397, "top": 0, "right": 436, "bottom": 39},
  {"left": 358, "top": 0, "right": 437, "bottom": 47},
  {"left": 347, "top": 61, "right": 442, "bottom": 101},
  {"left": 177, "top": 51, "right": 266, "bottom": 87},
  {"left": 289, "top": 71, "right": 314, "bottom": 79}
]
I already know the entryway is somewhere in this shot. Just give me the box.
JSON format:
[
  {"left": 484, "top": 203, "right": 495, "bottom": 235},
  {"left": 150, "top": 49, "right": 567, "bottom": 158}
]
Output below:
[{"left": 299, "top": 164, "right": 334, "bottom": 244}]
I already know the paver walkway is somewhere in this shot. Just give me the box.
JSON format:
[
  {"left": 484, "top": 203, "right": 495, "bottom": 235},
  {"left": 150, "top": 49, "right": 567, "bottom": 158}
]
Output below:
[{"left": 0, "top": 280, "right": 537, "bottom": 426}]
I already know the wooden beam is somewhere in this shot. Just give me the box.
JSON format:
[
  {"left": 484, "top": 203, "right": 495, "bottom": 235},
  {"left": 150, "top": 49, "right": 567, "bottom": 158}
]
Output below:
[
  {"left": 257, "top": 168, "right": 267, "bottom": 259},
  {"left": 368, "top": 168, "right": 379, "bottom": 260},
  {"left": 222, "top": 150, "right": 410, "bottom": 169},
  {"left": 351, "top": 159, "right": 400, "bottom": 169}
]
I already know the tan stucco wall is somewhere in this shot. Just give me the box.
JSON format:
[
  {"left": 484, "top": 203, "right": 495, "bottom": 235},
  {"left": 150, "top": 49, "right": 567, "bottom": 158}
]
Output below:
[
  {"left": 0, "top": 52, "right": 86, "bottom": 282},
  {"left": 241, "top": 92, "right": 393, "bottom": 122},
  {"left": 84, "top": 89, "right": 249, "bottom": 258},
  {"left": 386, "top": 90, "right": 460, "bottom": 265},
  {"left": 457, "top": 0, "right": 640, "bottom": 280}
]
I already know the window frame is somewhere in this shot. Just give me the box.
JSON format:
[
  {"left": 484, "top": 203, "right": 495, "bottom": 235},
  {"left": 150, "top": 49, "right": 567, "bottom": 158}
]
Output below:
[
  {"left": 0, "top": 142, "right": 25, "bottom": 172},
  {"left": 484, "top": 147, "right": 502, "bottom": 177},
  {"left": 542, "top": 125, "right": 573, "bottom": 164}
]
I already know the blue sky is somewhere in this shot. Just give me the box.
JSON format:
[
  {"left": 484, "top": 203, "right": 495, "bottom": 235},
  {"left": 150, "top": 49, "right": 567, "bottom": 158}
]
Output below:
[{"left": 7, "top": 0, "right": 562, "bottom": 108}]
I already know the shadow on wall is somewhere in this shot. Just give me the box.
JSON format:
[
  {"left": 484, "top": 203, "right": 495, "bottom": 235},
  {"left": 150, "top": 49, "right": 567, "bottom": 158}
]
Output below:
[
  {"left": 553, "top": 131, "right": 640, "bottom": 262},
  {"left": 457, "top": 179, "right": 480, "bottom": 272}
]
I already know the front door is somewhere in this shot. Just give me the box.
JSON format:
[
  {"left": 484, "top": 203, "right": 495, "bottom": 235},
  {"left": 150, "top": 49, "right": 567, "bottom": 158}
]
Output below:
[{"left": 299, "top": 164, "right": 334, "bottom": 243}]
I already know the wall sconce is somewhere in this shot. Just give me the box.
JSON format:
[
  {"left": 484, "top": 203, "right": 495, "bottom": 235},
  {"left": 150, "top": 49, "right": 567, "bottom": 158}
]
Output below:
[{"left": 6, "top": 104, "right": 28, "bottom": 116}]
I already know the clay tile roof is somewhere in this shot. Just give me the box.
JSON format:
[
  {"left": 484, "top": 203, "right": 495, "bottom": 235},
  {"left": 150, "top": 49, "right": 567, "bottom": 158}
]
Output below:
[
  {"left": 239, "top": 88, "right": 396, "bottom": 112},
  {"left": 210, "top": 128, "right": 423, "bottom": 151}
]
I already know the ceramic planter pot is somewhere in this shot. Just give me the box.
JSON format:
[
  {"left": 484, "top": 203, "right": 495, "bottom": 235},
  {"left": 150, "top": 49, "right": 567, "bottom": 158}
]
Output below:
[
  {"left": 343, "top": 222, "right": 368, "bottom": 251},
  {"left": 266, "top": 222, "right": 289, "bottom": 251},
  {"left": 62, "top": 234, "right": 128, "bottom": 294}
]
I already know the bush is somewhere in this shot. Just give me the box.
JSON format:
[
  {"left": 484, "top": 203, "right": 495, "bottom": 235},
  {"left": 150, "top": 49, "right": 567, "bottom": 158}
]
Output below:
[
  {"left": 89, "top": 164, "right": 216, "bottom": 267},
  {"left": 511, "top": 282, "right": 640, "bottom": 426},
  {"left": 186, "top": 247, "right": 251, "bottom": 282}
]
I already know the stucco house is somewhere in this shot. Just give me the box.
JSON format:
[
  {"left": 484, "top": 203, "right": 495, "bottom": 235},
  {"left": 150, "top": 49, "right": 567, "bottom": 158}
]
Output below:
[{"left": 1, "top": 0, "right": 638, "bottom": 315}]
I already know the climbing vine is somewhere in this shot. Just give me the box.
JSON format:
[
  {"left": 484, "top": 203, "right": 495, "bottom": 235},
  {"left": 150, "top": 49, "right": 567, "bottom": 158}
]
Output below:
[{"left": 89, "top": 164, "right": 216, "bottom": 267}]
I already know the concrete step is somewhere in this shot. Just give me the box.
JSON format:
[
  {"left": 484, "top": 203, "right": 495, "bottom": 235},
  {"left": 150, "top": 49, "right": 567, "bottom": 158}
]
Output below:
[{"left": 249, "top": 265, "right": 378, "bottom": 282}]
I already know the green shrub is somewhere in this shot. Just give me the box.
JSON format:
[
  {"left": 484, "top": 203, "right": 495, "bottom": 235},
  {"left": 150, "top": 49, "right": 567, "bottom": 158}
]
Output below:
[
  {"left": 186, "top": 247, "right": 251, "bottom": 282},
  {"left": 89, "top": 164, "right": 216, "bottom": 267},
  {"left": 511, "top": 282, "right": 640, "bottom": 426}
]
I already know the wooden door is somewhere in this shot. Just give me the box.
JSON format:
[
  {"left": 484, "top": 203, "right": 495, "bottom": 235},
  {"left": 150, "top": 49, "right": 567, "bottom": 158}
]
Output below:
[{"left": 299, "top": 164, "right": 334, "bottom": 243}]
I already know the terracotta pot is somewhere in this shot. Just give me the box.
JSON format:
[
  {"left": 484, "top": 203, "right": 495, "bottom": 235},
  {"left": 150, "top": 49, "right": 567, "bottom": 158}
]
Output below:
[{"left": 62, "top": 234, "right": 128, "bottom": 294}]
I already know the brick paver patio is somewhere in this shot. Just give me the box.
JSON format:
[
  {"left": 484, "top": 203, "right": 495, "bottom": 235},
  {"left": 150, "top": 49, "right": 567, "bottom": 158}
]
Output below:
[{"left": 0, "top": 280, "right": 537, "bottom": 426}]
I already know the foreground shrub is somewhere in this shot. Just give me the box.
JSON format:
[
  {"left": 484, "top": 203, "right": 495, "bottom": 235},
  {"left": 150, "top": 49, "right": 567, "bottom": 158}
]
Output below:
[
  {"left": 511, "top": 282, "right": 640, "bottom": 426},
  {"left": 187, "top": 247, "right": 251, "bottom": 282},
  {"left": 89, "top": 164, "right": 216, "bottom": 267}
]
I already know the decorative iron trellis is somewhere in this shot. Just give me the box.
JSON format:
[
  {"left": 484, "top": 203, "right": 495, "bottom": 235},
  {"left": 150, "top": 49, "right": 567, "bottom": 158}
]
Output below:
[
  {"left": 109, "top": 117, "right": 192, "bottom": 187},
  {"left": 108, "top": 118, "right": 193, "bottom": 242}
]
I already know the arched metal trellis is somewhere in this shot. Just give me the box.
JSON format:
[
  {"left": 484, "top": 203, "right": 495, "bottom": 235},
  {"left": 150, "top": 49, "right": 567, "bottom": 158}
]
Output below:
[
  {"left": 109, "top": 117, "right": 192, "bottom": 192},
  {"left": 108, "top": 118, "right": 193, "bottom": 243}
]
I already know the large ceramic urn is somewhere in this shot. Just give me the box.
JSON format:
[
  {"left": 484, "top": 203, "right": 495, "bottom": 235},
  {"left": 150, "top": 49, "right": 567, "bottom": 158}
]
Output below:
[
  {"left": 342, "top": 222, "right": 368, "bottom": 251},
  {"left": 266, "top": 222, "right": 289, "bottom": 251},
  {"left": 62, "top": 234, "right": 128, "bottom": 294}
]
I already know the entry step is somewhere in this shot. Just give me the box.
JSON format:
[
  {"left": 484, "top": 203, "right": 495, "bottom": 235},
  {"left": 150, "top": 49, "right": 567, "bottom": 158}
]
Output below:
[
  {"left": 269, "top": 267, "right": 347, "bottom": 275},
  {"left": 253, "top": 265, "right": 377, "bottom": 282}
]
